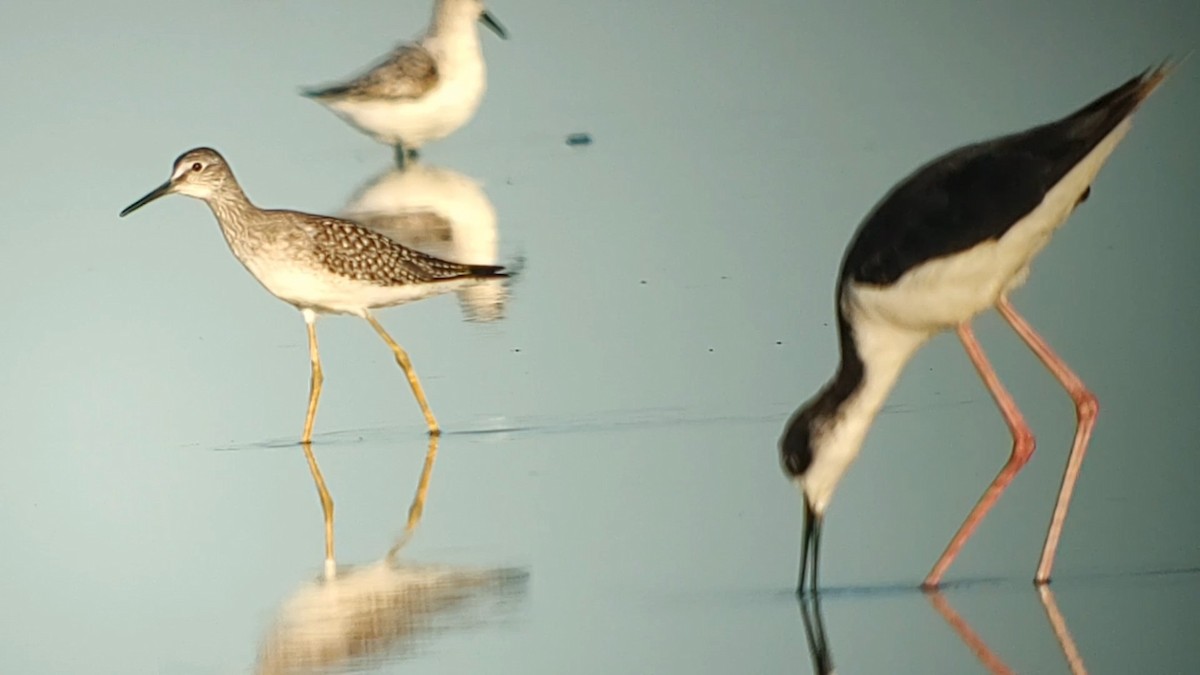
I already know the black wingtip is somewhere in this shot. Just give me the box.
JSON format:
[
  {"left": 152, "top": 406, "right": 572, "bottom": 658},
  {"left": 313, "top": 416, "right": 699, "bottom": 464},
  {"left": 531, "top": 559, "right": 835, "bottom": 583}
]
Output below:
[
  {"left": 467, "top": 263, "right": 508, "bottom": 279},
  {"left": 300, "top": 85, "right": 340, "bottom": 100},
  {"left": 475, "top": 254, "right": 528, "bottom": 282}
]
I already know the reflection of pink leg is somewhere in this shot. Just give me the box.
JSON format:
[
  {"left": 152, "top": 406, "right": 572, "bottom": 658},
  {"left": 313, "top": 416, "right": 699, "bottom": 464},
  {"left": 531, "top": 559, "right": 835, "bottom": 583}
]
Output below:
[
  {"left": 1038, "top": 586, "right": 1090, "bottom": 674},
  {"left": 924, "top": 323, "right": 1036, "bottom": 588},
  {"left": 997, "top": 298, "right": 1099, "bottom": 584},
  {"left": 927, "top": 592, "right": 1016, "bottom": 675}
]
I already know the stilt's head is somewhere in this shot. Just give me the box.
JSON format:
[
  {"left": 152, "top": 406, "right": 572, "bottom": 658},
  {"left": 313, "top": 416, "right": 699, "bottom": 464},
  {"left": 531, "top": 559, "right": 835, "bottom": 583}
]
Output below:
[
  {"left": 119, "top": 147, "right": 236, "bottom": 216},
  {"left": 782, "top": 405, "right": 834, "bottom": 596},
  {"left": 435, "top": 0, "right": 507, "bottom": 39}
]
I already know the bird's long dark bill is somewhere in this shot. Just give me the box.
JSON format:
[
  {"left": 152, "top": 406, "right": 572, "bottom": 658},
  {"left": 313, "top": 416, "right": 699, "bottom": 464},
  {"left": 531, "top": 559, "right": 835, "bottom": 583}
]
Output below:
[
  {"left": 120, "top": 180, "right": 173, "bottom": 217},
  {"left": 798, "top": 500, "right": 824, "bottom": 596},
  {"left": 479, "top": 11, "right": 507, "bottom": 39}
]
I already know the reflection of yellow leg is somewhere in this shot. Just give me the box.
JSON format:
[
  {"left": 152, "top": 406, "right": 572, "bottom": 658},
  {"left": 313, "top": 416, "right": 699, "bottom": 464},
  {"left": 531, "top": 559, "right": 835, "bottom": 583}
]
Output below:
[
  {"left": 300, "top": 440, "right": 336, "bottom": 579},
  {"left": 926, "top": 591, "right": 1015, "bottom": 675},
  {"left": 1039, "top": 586, "right": 1089, "bottom": 675},
  {"left": 364, "top": 313, "right": 440, "bottom": 435},
  {"left": 387, "top": 434, "right": 440, "bottom": 562},
  {"left": 302, "top": 311, "right": 324, "bottom": 444}
]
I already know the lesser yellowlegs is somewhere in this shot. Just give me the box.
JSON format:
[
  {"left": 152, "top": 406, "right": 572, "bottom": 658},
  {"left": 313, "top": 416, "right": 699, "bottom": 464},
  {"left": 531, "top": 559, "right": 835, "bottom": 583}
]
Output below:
[
  {"left": 302, "top": 0, "right": 507, "bottom": 166},
  {"left": 780, "top": 62, "right": 1175, "bottom": 594},
  {"left": 120, "top": 147, "right": 504, "bottom": 442}
]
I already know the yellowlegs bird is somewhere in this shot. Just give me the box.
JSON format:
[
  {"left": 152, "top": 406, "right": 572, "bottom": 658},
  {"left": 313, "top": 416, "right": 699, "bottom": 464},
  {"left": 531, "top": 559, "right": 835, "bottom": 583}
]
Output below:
[
  {"left": 302, "top": 0, "right": 507, "bottom": 166},
  {"left": 119, "top": 147, "right": 506, "bottom": 443},
  {"left": 781, "top": 62, "right": 1176, "bottom": 595}
]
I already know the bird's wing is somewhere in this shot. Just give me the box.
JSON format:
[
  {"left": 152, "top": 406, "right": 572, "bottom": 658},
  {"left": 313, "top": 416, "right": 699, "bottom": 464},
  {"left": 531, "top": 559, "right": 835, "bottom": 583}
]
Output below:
[
  {"left": 293, "top": 213, "right": 491, "bottom": 285},
  {"left": 840, "top": 145, "right": 1052, "bottom": 287},
  {"left": 840, "top": 62, "right": 1172, "bottom": 287},
  {"left": 303, "top": 44, "right": 439, "bottom": 101}
]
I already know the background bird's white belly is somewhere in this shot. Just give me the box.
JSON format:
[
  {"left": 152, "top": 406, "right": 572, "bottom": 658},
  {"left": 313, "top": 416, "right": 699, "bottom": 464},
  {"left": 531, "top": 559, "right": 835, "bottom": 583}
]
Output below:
[
  {"left": 849, "top": 118, "right": 1133, "bottom": 332},
  {"left": 330, "top": 66, "right": 486, "bottom": 148}
]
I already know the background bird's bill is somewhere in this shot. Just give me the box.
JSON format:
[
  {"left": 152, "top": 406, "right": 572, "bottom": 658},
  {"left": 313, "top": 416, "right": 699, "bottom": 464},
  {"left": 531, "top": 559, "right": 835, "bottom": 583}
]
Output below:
[
  {"left": 120, "top": 180, "right": 174, "bottom": 217},
  {"left": 480, "top": 10, "right": 506, "bottom": 39}
]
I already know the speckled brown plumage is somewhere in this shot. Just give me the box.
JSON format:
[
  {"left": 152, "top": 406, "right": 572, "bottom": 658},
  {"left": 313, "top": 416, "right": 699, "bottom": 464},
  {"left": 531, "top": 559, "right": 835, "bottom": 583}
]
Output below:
[
  {"left": 304, "top": 45, "right": 439, "bottom": 101},
  {"left": 300, "top": 214, "right": 498, "bottom": 286}
]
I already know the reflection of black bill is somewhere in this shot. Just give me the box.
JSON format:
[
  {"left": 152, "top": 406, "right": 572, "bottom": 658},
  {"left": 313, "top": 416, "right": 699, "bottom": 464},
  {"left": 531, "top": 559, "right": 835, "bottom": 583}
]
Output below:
[
  {"left": 798, "top": 594, "right": 834, "bottom": 675},
  {"left": 120, "top": 180, "right": 173, "bottom": 217},
  {"left": 479, "top": 10, "right": 507, "bottom": 39}
]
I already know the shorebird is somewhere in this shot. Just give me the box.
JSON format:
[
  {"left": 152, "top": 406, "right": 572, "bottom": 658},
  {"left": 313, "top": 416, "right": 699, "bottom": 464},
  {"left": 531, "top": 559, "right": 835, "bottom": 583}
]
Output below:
[
  {"left": 302, "top": 0, "right": 507, "bottom": 166},
  {"left": 780, "top": 61, "right": 1177, "bottom": 595},
  {"left": 119, "top": 147, "right": 506, "bottom": 443}
]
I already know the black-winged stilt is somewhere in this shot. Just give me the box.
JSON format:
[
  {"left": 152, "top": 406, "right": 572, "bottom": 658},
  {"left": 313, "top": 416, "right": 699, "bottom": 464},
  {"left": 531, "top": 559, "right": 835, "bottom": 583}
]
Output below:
[{"left": 781, "top": 61, "right": 1177, "bottom": 594}]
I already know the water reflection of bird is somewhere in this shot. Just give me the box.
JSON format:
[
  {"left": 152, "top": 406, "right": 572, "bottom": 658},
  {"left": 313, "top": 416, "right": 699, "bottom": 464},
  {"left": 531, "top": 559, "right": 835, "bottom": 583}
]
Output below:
[
  {"left": 798, "top": 596, "right": 835, "bottom": 675},
  {"left": 341, "top": 160, "right": 511, "bottom": 324},
  {"left": 258, "top": 434, "right": 528, "bottom": 674},
  {"left": 257, "top": 561, "right": 526, "bottom": 675},
  {"left": 780, "top": 62, "right": 1176, "bottom": 595},
  {"left": 302, "top": 0, "right": 507, "bottom": 167},
  {"left": 928, "top": 587, "right": 1088, "bottom": 674}
]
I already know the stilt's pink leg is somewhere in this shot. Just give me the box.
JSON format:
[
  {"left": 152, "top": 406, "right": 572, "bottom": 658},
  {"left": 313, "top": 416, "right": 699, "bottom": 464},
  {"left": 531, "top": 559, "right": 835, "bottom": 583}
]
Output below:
[
  {"left": 996, "top": 298, "right": 1098, "bottom": 584},
  {"left": 924, "top": 323, "right": 1036, "bottom": 588}
]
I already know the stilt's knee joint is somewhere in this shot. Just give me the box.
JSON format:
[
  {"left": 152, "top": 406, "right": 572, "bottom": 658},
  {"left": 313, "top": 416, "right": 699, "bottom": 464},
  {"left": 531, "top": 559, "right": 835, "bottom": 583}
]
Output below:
[
  {"left": 1076, "top": 392, "right": 1099, "bottom": 423},
  {"left": 1013, "top": 430, "right": 1037, "bottom": 463}
]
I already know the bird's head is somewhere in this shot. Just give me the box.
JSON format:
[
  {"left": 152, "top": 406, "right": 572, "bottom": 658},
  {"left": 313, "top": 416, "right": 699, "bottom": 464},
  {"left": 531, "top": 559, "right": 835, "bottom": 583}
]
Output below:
[
  {"left": 437, "top": 0, "right": 507, "bottom": 39},
  {"left": 120, "top": 147, "right": 233, "bottom": 216}
]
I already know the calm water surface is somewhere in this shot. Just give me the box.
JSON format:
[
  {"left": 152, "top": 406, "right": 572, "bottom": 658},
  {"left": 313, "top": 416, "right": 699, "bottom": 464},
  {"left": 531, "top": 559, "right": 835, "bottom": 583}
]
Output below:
[{"left": 1, "top": 1, "right": 1198, "bottom": 673}]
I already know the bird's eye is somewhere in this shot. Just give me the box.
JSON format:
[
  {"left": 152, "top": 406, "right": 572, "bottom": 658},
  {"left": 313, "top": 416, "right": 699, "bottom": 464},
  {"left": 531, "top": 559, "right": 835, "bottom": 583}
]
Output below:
[{"left": 192, "top": 162, "right": 203, "bottom": 172}]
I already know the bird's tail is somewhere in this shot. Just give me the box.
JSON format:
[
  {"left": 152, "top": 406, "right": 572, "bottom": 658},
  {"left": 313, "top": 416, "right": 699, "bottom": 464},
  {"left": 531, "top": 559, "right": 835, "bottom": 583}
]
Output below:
[
  {"left": 1072, "top": 56, "right": 1182, "bottom": 126},
  {"left": 464, "top": 263, "right": 508, "bottom": 280},
  {"left": 1129, "top": 55, "right": 1186, "bottom": 104}
]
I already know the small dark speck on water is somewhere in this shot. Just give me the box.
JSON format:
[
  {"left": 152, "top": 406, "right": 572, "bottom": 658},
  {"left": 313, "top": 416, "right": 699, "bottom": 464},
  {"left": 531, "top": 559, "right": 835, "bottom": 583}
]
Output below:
[
  {"left": 708, "top": 348, "right": 715, "bottom": 353},
  {"left": 512, "top": 348, "right": 522, "bottom": 353},
  {"left": 566, "top": 133, "right": 592, "bottom": 146},
  {"left": 720, "top": 275, "right": 729, "bottom": 280},
  {"left": 639, "top": 280, "right": 647, "bottom": 285},
  {"left": 775, "top": 341, "right": 783, "bottom": 345}
]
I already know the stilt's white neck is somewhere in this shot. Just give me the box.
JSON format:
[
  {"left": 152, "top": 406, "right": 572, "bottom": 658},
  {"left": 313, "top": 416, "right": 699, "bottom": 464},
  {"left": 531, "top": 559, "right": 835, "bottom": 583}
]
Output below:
[{"left": 801, "top": 314, "right": 928, "bottom": 513}]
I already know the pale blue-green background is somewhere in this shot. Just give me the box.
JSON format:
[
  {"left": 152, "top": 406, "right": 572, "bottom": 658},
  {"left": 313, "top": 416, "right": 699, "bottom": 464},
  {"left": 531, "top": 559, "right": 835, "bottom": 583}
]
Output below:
[{"left": 0, "top": 1, "right": 1196, "bottom": 673}]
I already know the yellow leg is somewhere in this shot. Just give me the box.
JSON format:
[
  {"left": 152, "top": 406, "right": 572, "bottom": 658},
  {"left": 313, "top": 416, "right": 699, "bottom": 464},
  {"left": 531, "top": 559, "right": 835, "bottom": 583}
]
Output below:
[
  {"left": 300, "top": 311, "right": 335, "bottom": 578},
  {"left": 302, "top": 312, "right": 324, "bottom": 444},
  {"left": 300, "top": 440, "right": 336, "bottom": 579},
  {"left": 386, "top": 433, "right": 440, "bottom": 562},
  {"left": 364, "top": 313, "right": 440, "bottom": 435}
]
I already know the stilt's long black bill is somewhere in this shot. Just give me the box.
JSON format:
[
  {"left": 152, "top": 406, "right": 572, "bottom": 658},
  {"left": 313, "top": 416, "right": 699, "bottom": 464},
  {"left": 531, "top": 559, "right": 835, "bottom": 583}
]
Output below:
[
  {"left": 798, "top": 500, "right": 824, "bottom": 596},
  {"left": 798, "top": 594, "right": 834, "bottom": 675},
  {"left": 120, "top": 180, "right": 173, "bottom": 217},
  {"left": 479, "top": 10, "right": 507, "bottom": 39}
]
